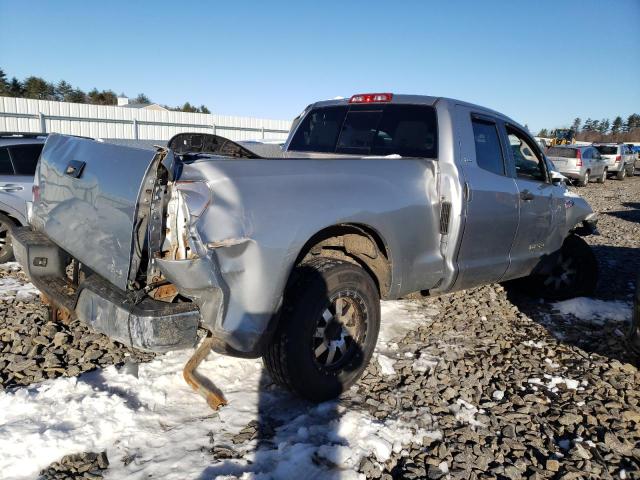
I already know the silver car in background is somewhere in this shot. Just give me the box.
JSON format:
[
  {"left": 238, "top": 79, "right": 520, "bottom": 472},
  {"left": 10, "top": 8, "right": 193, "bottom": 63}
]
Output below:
[
  {"left": 594, "top": 143, "right": 636, "bottom": 180},
  {"left": 0, "top": 133, "right": 46, "bottom": 262},
  {"left": 546, "top": 144, "right": 607, "bottom": 186}
]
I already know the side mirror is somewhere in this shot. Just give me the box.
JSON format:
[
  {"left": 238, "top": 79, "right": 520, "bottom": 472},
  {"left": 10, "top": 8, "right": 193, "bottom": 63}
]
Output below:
[{"left": 550, "top": 170, "right": 566, "bottom": 185}]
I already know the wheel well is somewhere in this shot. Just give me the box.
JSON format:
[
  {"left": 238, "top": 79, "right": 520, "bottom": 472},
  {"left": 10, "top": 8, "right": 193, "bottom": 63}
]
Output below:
[
  {"left": 0, "top": 210, "right": 21, "bottom": 226},
  {"left": 294, "top": 224, "right": 392, "bottom": 298}
]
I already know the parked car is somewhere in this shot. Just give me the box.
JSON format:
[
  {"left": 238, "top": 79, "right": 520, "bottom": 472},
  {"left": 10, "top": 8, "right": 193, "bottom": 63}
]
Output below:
[
  {"left": 629, "top": 273, "right": 640, "bottom": 355},
  {"left": 13, "top": 94, "right": 598, "bottom": 402},
  {"left": 629, "top": 145, "right": 640, "bottom": 173},
  {"left": 0, "top": 133, "right": 46, "bottom": 262},
  {"left": 546, "top": 145, "right": 608, "bottom": 186},
  {"left": 593, "top": 143, "right": 636, "bottom": 180}
]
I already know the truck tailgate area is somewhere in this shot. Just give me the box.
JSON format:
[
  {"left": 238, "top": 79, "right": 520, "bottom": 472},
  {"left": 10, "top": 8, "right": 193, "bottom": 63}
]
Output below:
[{"left": 31, "top": 134, "right": 157, "bottom": 290}]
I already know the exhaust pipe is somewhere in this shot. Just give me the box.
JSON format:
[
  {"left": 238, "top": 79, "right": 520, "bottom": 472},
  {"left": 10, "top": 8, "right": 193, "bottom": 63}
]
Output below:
[{"left": 183, "top": 333, "right": 227, "bottom": 410}]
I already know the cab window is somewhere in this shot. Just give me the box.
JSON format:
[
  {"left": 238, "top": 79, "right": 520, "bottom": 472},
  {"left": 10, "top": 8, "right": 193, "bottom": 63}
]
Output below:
[
  {"left": 0, "top": 148, "right": 14, "bottom": 175},
  {"left": 471, "top": 119, "right": 505, "bottom": 176},
  {"left": 506, "top": 127, "right": 547, "bottom": 182},
  {"left": 8, "top": 144, "right": 43, "bottom": 175}
]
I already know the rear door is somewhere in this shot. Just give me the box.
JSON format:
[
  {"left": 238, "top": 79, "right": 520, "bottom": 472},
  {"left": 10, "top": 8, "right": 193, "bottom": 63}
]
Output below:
[
  {"left": 502, "top": 125, "right": 560, "bottom": 279},
  {"left": 0, "top": 146, "right": 30, "bottom": 223},
  {"left": 453, "top": 106, "right": 519, "bottom": 290},
  {"left": 6, "top": 143, "right": 43, "bottom": 216}
]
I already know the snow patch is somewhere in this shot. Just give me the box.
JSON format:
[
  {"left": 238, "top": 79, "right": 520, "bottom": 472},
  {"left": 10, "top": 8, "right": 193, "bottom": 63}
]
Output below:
[
  {"left": 450, "top": 399, "right": 486, "bottom": 428},
  {"left": 552, "top": 297, "right": 632, "bottom": 324},
  {"left": 379, "top": 300, "right": 434, "bottom": 345},
  {"left": 0, "top": 300, "right": 441, "bottom": 479},
  {"left": 528, "top": 374, "right": 581, "bottom": 392},
  {"left": 376, "top": 354, "right": 397, "bottom": 376},
  {"left": 0, "top": 262, "right": 22, "bottom": 272},
  {"left": 0, "top": 277, "right": 40, "bottom": 301},
  {"left": 412, "top": 354, "right": 438, "bottom": 374}
]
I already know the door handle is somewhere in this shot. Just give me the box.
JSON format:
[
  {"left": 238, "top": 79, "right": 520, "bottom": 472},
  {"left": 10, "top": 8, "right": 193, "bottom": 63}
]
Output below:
[
  {"left": 520, "top": 189, "right": 534, "bottom": 201},
  {"left": 0, "top": 184, "right": 24, "bottom": 192}
]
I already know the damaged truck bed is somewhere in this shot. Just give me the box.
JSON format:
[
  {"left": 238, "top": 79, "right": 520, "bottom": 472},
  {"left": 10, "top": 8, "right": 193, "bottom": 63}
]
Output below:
[{"left": 13, "top": 94, "right": 598, "bottom": 404}]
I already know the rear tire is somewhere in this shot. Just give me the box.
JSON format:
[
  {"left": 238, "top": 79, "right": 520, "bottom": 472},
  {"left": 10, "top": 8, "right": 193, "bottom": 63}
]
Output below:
[
  {"left": 597, "top": 168, "right": 607, "bottom": 184},
  {"left": 0, "top": 213, "right": 16, "bottom": 264},
  {"left": 578, "top": 171, "right": 590, "bottom": 187},
  {"left": 617, "top": 168, "right": 626, "bottom": 180},
  {"left": 263, "top": 257, "right": 380, "bottom": 402},
  {"left": 523, "top": 234, "right": 598, "bottom": 300}
]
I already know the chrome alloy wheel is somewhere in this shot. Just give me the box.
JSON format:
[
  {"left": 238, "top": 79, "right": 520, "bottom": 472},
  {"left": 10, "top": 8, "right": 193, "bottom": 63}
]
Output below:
[
  {"left": 0, "top": 220, "right": 10, "bottom": 258},
  {"left": 544, "top": 253, "right": 577, "bottom": 291},
  {"left": 312, "top": 291, "right": 367, "bottom": 370}
]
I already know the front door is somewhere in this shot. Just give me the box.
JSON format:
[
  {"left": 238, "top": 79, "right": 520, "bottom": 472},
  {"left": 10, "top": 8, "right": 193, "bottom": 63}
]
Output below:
[
  {"left": 453, "top": 106, "right": 520, "bottom": 290},
  {"left": 502, "top": 125, "right": 557, "bottom": 279}
]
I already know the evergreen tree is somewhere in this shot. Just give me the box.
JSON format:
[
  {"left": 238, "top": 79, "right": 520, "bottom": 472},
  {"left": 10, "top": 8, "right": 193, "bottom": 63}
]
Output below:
[
  {"left": 571, "top": 117, "right": 581, "bottom": 132},
  {"left": 55, "top": 80, "right": 74, "bottom": 101},
  {"left": 181, "top": 102, "right": 197, "bottom": 113},
  {"left": 88, "top": 88, "right": 117, "bottom": 105},
  {"left": 538, "top": 128, "right": 549, "bottom": 137},
  {"left": 199, "top": 105, "right": 210, "bottom": 114},
  {"left": 23, "top": 76, "right": 54, "bottom": 99},
  {"left": 626, "top": 114, "right": 640, "bottom": 131},
  {"left": 583, "top": 118, "right": 593, "bottom": 131},
  {"left": 0, "top": 68, "right": 8, "bottom": 95},
  {"left": 134, "top": 93, "right": 151, "bottom": 104},
  {"left": 66, "top": 88, "right": 86, "bottom": 103},
  {"left": 598, "top": 119, "right": 610, "bottom": 134},
  {"left": 611, "top": 116, "right": 623, "bottom": 135}
]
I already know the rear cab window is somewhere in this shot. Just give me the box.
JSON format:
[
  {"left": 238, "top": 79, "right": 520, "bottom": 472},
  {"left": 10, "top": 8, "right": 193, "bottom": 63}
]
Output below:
[
  {"left": 8, "top": 144, "right": 44, "bottom": 175},
  {"left": 289, "top": 104, "right": 438, "bottom": 158}
]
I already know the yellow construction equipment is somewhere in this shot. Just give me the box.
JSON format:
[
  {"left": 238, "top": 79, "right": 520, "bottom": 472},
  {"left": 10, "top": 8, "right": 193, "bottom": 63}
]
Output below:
[{"left": 550, "top": 129, "right": 576, "bottom": 147}]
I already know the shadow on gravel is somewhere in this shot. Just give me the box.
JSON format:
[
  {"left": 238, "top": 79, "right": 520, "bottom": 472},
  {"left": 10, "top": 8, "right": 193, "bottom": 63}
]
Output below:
[
  {"left": 196, "top": 264, "right": 365, "bottom": 479},
  {"left": 78, "top": 369, "right": 143, "bottom": 410},
  {"left": 503, "top": 244, "right": 639, "bottom": 367},
  {"left": 604, "top": 202, "right": 640, "bottom": 225}
]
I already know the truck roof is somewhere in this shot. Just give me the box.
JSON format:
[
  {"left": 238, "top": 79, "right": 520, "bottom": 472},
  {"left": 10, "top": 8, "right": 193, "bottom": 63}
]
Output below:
[{"left": 309, "top": 94, "right": 516, "bottom": 127}]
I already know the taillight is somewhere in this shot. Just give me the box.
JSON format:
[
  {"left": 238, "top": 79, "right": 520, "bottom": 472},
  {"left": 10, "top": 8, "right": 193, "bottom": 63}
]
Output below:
[
  {"left": 349, "top": 93, "right": 393, "bottom": 104},
  {"left": 32, "top": 184, "right": 40, "bottom": 202},
  {"left": 615, "top": 155, "right": 621, "bottom": 163},
  {"left": 576, "top": 149, "right": 582, "bottom": 167}
]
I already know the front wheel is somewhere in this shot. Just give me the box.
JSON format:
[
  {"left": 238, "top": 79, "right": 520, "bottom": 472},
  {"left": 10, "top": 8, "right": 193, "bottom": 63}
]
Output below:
[
  {"left": 525, "top": 234, "right": 598, "bottom": 300},
  {"left": 263, "top": 257, "right": 380, "bottom": 401},
  {"left": 0, "top": 213, "right": 16, "bottom": 263}
]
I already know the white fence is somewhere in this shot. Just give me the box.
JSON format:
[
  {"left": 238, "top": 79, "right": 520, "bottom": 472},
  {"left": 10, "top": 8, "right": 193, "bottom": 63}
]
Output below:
[{"left": 0, "top": 96, "right": 291, "bottom": 142}]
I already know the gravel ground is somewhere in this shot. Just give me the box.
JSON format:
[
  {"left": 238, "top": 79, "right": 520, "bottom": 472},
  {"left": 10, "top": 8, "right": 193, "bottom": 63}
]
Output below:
[{"left": 1, "top": 176, "right": 639, "bottom": 479}]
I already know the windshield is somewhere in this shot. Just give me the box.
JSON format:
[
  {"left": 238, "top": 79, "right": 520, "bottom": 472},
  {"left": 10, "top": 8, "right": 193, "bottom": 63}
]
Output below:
[
  {"left": 288, "top": 104, "right": 438, "bottom": 158},
  {"left": 547, "top": 147, "right": 578, "bottom": 158},
  {"left": 595, "top": 145, "right": 618, "bottom": 155}
]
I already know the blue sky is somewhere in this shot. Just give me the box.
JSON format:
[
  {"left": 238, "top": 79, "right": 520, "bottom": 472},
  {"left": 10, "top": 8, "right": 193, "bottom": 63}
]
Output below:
[{"left": 1, "top": 0, "right": 638, "bottom": 132}]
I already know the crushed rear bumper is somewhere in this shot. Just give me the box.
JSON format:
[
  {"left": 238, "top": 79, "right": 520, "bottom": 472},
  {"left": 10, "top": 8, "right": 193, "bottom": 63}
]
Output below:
[{"left": 12, "top": 227, "right": 200, "bottom": 353}]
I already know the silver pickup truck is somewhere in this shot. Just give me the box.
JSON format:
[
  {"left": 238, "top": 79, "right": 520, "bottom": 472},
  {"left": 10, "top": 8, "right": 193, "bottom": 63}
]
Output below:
[{"left": 13, "top": 93, "right": 599, "bottom": 402}]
